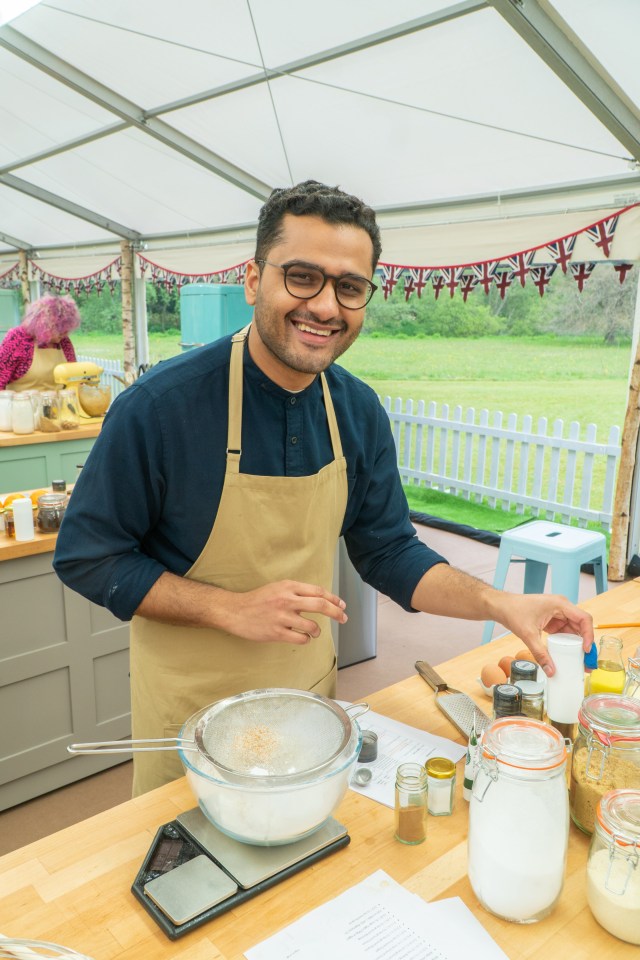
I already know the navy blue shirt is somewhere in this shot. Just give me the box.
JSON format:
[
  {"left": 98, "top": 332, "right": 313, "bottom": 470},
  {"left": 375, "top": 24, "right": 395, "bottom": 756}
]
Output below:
[{"left": 53, "top": 335, "right": 446, "bottom": 621}]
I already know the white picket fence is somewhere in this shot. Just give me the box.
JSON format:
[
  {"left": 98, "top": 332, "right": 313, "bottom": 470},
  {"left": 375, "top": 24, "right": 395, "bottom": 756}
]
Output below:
[
  {"left": 382, "top": 398, "right": 621, "bottom": 531},
  {"left": 77, "top": 355, "right": 126, "bottom": 400}
]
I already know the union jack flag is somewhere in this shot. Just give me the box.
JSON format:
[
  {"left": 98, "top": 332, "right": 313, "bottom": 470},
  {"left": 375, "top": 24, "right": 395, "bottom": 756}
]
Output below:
[
  {"left": 472, "top": 261, "right": 498, "bottom": 295},
  {"left": 431, "top": 272, "right": 446, "bottom": 300},
  {"left": 586, "top": 215, "right": 619, "bottom": 258},
  {"left": 460, "top": 273, "right": 478, "bottom": 302},
  {"left": 570, "top": 261, "right": 596, "bottom": 291},
  {"left": 546, "top": 235, "right": 577, "bottom": 273},
  {"left": 613, "top": 262, "right": 633, "bottom": 284},
  {"left": 494, "top": 270, "right": 513, "bottom": 300},
  {"left": 530, "top": 263, "right": 557, "bottom": 297},
  {"left": 441, "top": 267, "right": 462, "bottom": 298},
  {"left": 506, "top": 251, "right": 535, "bottom": 288},
  {"left": 234, "top": 262, "right": 247, "bottom": 284},
  {"left": 404, "top": 268, "right": 432, "bottom": 300},
  {"left": 379, "top": 265, "right": 403, "bottom": 299}
]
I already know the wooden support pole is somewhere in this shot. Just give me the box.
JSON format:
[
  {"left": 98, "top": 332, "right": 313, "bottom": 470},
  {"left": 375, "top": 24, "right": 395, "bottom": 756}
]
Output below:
[
  {"left": 609, "top": 336, "right": 640, "bottom": 580},
  {"left": 120, "top": 240, "right": 136, "bottom": 385},
  {"left": 18, "top": 249, "right": 30, "bottom": 306}
]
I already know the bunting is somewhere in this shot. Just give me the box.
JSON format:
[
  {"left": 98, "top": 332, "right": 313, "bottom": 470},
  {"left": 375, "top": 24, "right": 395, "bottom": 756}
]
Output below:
[
  {"left": 380, "top": 265, "right": 403, "bottom": 299},
  {"left": 570, "top": 261, "right": 597, "bottom": 292},
  {"left": 137, "top": 256, "right": 250, "bottom": 289},
  {"left": 585, "top": 215, "right": 618, "bottom": 258},
  {"left": 0, "top": 262, "right": 19, "bottom": 289},
  {"left": 30, "top": 258, "right": 122, "bottom": 295},
  {"left": 546, "top": 235, "right": 577, "bottom": 273},
  {"left": 530, "top": 263, "right": 557, "bottom": 297}
]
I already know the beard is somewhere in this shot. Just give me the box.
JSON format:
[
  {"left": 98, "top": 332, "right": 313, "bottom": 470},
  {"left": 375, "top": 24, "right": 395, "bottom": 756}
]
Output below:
[{"left": 253, "top": 301, "right": 363, "bottom": 375}]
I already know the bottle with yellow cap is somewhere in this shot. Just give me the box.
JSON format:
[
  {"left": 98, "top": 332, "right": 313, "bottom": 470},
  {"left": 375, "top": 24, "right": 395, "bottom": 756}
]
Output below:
[{"left": 426, "top": 756, "right": 456, "bottom": 816}]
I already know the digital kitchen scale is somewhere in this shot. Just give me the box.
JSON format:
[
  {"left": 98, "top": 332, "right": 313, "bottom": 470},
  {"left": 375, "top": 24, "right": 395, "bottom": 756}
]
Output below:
[{"left": 131, "top": 808, "right": 350, "bottom": 940}]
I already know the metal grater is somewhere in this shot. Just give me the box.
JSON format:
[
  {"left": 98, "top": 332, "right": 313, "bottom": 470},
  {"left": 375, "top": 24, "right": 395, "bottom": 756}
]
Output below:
[{"left": 415, "top": 660, "right": 491, "bottom": 740}]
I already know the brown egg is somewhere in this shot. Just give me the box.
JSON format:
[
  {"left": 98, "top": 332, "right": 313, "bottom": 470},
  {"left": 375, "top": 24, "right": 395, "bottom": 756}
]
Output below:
[
  {"left": 481, "top": 663, "right": 508, "bottom": 689},
  {"left": 515, "top": 648, "right": 537, "bottom": 663},
  {"left": 498, "top": 655, "right": 515, "bottom": 678}
]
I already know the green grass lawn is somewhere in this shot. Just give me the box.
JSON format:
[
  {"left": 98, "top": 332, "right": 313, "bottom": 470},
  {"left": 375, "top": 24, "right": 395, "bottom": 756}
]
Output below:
[{"left": 75, "top": 332, "right": 626, "bottom": 536}]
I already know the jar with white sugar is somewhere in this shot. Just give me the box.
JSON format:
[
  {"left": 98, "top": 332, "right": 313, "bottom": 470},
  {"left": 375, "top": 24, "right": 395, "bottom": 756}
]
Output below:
[
  {"left": 11, "top": 393, "right": 34, "bottom": 434},
  {"left": 586, "top": 789, "right": 640, "bottom": 944},
  {"left": 0, "top": 390, "right": 13, "bottom": 431},
  {"left": 468, "top": 716, "right": 569, "bottom": 923}
]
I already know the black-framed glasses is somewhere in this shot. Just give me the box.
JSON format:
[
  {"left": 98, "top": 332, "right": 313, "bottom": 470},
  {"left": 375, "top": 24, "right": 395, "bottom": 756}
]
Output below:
[{"left": 255, "top": 259, "right": 377, "bottom": 309}]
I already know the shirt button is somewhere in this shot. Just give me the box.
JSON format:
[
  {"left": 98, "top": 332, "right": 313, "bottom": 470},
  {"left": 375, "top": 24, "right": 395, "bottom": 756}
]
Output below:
[
  {"left": 291, "top": 436, "right": 298, "bottom": 445},
  {"left": 289, "top": 397, "right": 297, "bottom": 405}
]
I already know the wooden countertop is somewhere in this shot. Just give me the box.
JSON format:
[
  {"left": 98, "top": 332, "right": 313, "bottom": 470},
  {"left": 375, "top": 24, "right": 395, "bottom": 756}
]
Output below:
[
  {"left": 0, "top": 420, "right": 102, "bottom": 447},
  {"left": 1, "top": 582, "right": 639, "bottom": 958},
  {"left": 0, "top": 486, "right": 72, "bottom": 561}
]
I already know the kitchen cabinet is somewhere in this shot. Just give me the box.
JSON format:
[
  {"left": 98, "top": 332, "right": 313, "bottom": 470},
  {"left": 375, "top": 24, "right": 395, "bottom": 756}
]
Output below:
[
  {"left": 0, "top": 422, "right": 101, "bottom": 492},
  {"left": 0, "top": 533, "right": 130, "bottom": 811}
]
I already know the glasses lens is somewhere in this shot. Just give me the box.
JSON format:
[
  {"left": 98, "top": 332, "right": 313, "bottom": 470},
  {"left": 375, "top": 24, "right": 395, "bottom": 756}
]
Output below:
[
  {"left": 335, "top": 276, "right": 372, "bottom": 308},
  {"left": 284, "top": 264, "right": 324, "bottom": 298}
]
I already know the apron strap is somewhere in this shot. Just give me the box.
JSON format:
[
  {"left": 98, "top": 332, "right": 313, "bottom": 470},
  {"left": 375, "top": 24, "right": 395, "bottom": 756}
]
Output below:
[
  {"left": 227, "top": 324, "right": 251, "bottom": 473},
  {"left": 226, "top": 323, "right": 344, "bottom": 468}
]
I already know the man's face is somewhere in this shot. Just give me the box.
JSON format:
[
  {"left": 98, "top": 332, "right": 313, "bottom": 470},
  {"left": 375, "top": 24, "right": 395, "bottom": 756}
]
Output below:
[{"left": 245, "top": 213, "right": 375, "bottom": 390}]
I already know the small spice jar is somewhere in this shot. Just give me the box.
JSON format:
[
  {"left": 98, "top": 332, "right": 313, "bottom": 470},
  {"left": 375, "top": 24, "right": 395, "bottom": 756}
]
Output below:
[
  {"left": 514, "top": 679, "right": 545, "bottom": 721},
  {"left": 509, "top": 660, "right": 537, "bottom": 683},
  {"left": 358, "top": 730, "right": 378, "bottom": 763},
  {"left": 426, "top": 757, "right": 456, "bottom": 816},
  {"left": 586, "top": 789, "right": 640, "bottom": 944},
  {"left": 37, "top": 493, "right": 67, "bottom": 532},
  {"left": 569, "top": 695, "right": 640, "bottom": 835},
  {"left": 394, "top": 762, "right": 427, "bottom": 845},
  {"left": 492, "top": 683, "right": 522, "bottom": 719},
  {"left": 4, "top": 506, "right": 15, "bottom": 538}
]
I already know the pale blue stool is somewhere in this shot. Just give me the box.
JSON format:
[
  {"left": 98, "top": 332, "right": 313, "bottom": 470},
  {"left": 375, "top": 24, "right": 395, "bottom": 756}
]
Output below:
[{"left": 481, "top": 520, "right": 608, "bottom": 644}]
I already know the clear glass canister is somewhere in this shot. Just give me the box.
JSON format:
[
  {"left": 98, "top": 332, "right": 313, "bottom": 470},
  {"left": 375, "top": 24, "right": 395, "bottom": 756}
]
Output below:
[
  {"left": 426, "top": 757, "right": 456, "bottom": 816},
  {"left": 468, "top": 717, "right": 569, "bottom": 923},
  {"left": 394, "top": 762, "right": 427, "bottom": 845},
  {"left": 623, "top": 657, "right": 640, "bottom": 700},
  {"left": 36, "top": 493, "right": 67, "bottom": 532},
  {"left": 59, "top": 388, "right": 80, "bottom": 429},
  {"left": 0, "top": 390, "right": 13, "bottom": 431},
  {"left": 39, "top": 390, "right": 61, "bottom": 432},
  {"left": 11, "top": 393, "right": 35, "bottom": 434},
  {"left": 586, "top": 789, "right": 640, "bottom": 945},
  {"left": 569, "top": 695, "right": 640, "bottom": 835}
]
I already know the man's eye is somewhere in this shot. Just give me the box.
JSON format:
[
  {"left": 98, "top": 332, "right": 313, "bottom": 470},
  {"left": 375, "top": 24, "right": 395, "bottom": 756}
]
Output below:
[
  {"left": 338, "top": 277, "right": 367, "bottom": 297},
  {"left": 287, "top": 268, "right": 321, "bottom": 287}
]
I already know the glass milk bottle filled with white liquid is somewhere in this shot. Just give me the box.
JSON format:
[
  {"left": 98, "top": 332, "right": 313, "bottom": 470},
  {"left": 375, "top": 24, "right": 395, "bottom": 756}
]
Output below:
[{"left": 468, "top": 716, "right": 569, "bottom": 923}]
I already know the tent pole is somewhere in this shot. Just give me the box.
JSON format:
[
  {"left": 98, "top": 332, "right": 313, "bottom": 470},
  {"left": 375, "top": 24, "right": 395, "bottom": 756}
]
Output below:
[
  {"left": 120, "top": 240, "right": 136, "bottom": 384},
  {"left": 609, "top": 269, "right": 640, "bottom": 580},
  {"left": 134, "top": 275, "right": 149, "bottom": 371},
  {"left": 18, "top": 250, "right": 30, "bottom": 306}
]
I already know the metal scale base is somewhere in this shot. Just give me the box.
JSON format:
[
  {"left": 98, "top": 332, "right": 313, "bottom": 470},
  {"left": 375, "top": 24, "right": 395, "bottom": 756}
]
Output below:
[{"left": 131, "top": 808, "right": 349, "bottom": 940}]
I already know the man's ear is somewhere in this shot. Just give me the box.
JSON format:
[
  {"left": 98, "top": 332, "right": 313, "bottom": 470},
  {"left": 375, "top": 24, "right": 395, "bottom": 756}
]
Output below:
[{"left": 245, "top": 260, "right": 260, "bottom": 306}]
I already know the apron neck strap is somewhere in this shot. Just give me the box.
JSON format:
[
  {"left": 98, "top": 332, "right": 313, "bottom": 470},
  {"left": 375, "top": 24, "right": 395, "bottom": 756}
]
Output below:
[{"left": 227, "top": 323, "right": 344, "bottom": 468}]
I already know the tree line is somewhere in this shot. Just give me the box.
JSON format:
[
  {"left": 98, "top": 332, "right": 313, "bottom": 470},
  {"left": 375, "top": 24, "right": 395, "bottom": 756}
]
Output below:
[{"left": 69, "top": 265, "right": 636, "bottom": 343}]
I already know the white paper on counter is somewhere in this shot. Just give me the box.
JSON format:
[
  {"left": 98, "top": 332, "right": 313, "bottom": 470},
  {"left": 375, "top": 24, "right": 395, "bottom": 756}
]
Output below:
[
  {"left": 244, "top": 869, "right": 508, "bottom": 960},
  {"left": 338, "top": 705, "right": 466, "bottom": 808}
]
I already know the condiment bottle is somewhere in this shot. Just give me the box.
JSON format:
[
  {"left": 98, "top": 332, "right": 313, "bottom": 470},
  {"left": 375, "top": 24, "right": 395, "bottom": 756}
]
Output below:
[
  {"left": 514, "top": 679, "right": 545, "bottom": 721},
  {"left": 394, "top": 762, "right": 427, "bottom": 845},
  {"left": 509, "top": 660, "right": 537, "bottom": 683},
  {"left": 11, "top": 393, "right": 34, "bottom": 435},
  {"left": 569, "top": 694, "right": 640, "bottom": 835},
  {"left": 492, "top": 683, "right": 522, "bottom": 719},
  {"left": 588, "top": 636, "right": 626, "bottom": 695},
  {"left": 586, "top": 789, "right": 640, "bottom": 945},
  {"left": 468, "top": 717, "right": 569, "bottom": 923},
  {"left": 426, "top": 757, "right": 456, "bottom": 816},
  {"left": 546, "top": 633, "right": 585, "bottom": 740}
]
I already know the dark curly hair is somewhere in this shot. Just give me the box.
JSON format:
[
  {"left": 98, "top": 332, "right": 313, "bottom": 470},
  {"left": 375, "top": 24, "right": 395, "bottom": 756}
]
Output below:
[{"left": 255, "top": 180, "right": 381, "bottom": 270}]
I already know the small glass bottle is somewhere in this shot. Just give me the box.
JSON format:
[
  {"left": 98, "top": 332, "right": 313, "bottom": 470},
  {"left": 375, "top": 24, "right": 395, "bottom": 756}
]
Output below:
[
  {"left": 588, "top": 636, "right": 627, "bottom": 695},
  {"left": 586, "top": 789, "right": 640, "bottom": 944},
  {"left": 426, "top": 757, "right": 456, "bottom": 816},
  {"left": 394, "top": 762, "right": 427, "bottom": 845},
  {"left": 623, "top": 657, "right": 640, "bottom": 699},
  {"left": 510, "top": 660, "right": 537, "bottom": 684},
  {"left": 514, "top": 679, "right": 545, "bottom": 720},
  {"left": 492, "top": 683, "right": 522, "bottom": 719}
]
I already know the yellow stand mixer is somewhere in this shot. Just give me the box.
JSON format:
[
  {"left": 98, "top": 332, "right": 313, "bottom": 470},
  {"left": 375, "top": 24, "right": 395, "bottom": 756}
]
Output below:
[{"left": 53, "top": 361, "right": 112, "bottom": 420}]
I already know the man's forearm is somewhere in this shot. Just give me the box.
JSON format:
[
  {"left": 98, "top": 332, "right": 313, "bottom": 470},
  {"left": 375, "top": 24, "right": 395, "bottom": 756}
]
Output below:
[
  {"left": 411, "top": 564, "right": 501, "bottom": 621},
  {"left": 134, "top": 571, "right": 233, "bottom": 630}
]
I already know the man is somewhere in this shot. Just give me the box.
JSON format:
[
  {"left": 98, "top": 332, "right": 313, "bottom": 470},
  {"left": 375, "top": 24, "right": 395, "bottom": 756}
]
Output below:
[{"left": 54, "top": 180, "right": 593, "bottom": 794}]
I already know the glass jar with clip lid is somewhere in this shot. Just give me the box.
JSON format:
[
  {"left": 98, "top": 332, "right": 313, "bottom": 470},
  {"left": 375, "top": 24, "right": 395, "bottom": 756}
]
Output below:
[
  {"left": 468, "top": 716, "right": 569, "bottom": 923},
  {"left": 586, "top": 789, "right": 640, "bottom": 944}
]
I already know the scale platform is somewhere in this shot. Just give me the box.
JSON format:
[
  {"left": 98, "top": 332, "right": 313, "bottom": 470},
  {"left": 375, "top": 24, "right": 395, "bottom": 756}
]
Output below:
[{"left": 131, "top": 808, "right": 350, "bottom": 940}]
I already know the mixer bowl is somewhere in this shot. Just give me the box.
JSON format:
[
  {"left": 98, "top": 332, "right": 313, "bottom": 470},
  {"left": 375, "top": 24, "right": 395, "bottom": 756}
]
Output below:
[{"left": 78, "top": 382, "right": 111, "bottom": 417}]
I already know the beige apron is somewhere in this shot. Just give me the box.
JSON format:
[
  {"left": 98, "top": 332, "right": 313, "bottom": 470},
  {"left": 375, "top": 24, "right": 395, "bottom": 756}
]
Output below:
[
  {"left": 129, "top": 325, "right": 348, "bottom": 795},
  {"left": 9, "top": 345, "right": 63, "bottom": 391}
]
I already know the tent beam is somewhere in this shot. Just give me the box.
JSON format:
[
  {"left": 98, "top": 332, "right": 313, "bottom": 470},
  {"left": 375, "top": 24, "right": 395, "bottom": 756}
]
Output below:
[
  {"left": 0, "top": 25, "right": 272, "bottom": 200},
  {"left": 490, "top": 0, "right": 640, "bottom": 160},
  {"left": 0, "top": 172, "right": 141, "bottom": 240}
]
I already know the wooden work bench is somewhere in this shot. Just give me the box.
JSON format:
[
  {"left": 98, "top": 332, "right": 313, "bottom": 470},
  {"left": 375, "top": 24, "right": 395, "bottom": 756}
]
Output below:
[
  {"left": 1, "top": 581, "right": 639, "bottom": 958},
  {"left": 0, "top": 421, "right": 101, "bottom": 492}
]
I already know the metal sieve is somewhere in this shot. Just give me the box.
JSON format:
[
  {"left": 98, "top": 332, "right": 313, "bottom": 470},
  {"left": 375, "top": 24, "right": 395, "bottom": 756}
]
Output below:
[{"left": 68, "top": 688, "right": 369, "bottom": 783}]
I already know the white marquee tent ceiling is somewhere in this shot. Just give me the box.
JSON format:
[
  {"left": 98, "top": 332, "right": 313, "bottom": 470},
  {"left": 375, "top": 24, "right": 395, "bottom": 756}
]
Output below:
[{"left": 1, "top": 0, "right": 639, "bottom": 275}]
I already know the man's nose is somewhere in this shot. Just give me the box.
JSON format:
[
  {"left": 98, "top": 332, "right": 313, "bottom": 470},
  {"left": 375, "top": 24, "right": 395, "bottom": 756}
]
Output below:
[{"left": 306, "top": 279, "right": 341, "bottom": 317}]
